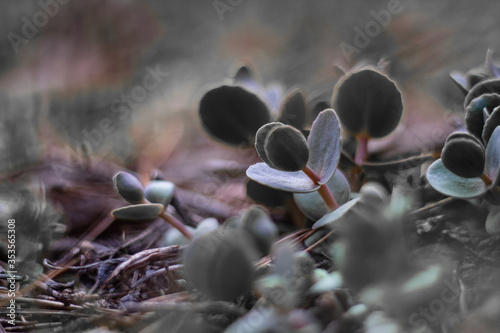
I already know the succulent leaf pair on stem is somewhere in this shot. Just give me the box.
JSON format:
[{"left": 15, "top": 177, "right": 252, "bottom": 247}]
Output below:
[{"left": 111, "top": 171, "right": 193, "bottom": 239}]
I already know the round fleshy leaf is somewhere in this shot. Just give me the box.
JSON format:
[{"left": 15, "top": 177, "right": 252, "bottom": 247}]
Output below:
[
  {"left": 307, "top": 109, "right": 341, "bottom": 184},
  {"left": 426, "top": 159, "right": 487, "bottom": 198},
  {"left": 464, "top": 78, "right": 500, "bottom": 108},
  {"left": 485, "top": 126, "right": 500, "bottom": 186},
  {"left": 482, "top": 106, "right": 500, "bottom": 144},
  {"left": 245, "top": 179, "right": 292, "bottom": 207},
  {"left": 485, "top": 205, "right": 500, "bottom": 235},
  {"left": 264, "top": 125, "right": 309, "bottom": 171},
  {"left": 111, "top": 203, "right": 164, "bottom": 221},
  {"left": 112, "top": 172, "right": 144, "bottom": 204},
  {"left": 161, "top": 226, "right": 196, "bottom": 246},
  {"left": 277, "top": 89, "right": 307, "bottom": 129},
  {"left": 310, "top": 271, "right": 343, "bottom": 293},
  {"left": 465, "top": 94, "right": 500, "bottom": 139},
  {"left": 193, "top": 218, "right": 219, "bottom": 238},
  {"left": 359, "top": 181, "right": 388, "bottom": 203},
  {"left": 199, "top": 85, "right": 271, "bottom": 147},
  {"left": 332, "top": 69, "right": 403, "bottom": 139},
  {"left": 144, "top": 180, "right": 175, "bottom": 207},
  {"left": 246, "top": 163, "right": 319, "bottom": 193},
  {"left": 255, "top": 122, "right": 284, "bottom": 166},
  {"left": 312, "top": 198, "right": 360, "bottom": 229},
  {"left": 441, "top": 132, "right": 485, "bottom": 178},
  {"left": 182, "top": 229, "right": 256, "bottom": 301},
  {"left": 239, "top": 206, "right": 277, "bottom": 256},
  {"left": 294, "top": 169, "right": 350, "bottom": 220}
]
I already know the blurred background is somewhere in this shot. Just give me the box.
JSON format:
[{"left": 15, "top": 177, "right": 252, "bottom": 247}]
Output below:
[
  {"left": 0, "top": 0, "right": 499, "bottom": 175},
  {"left": 1, "top": 0, "right": 500, "bottom": 230}
]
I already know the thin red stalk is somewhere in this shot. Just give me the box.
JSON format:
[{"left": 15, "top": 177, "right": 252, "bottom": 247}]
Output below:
[
  {"left": 354, "top": 135, "right": 369, "bottom": 165},
  {"left": 481, "top": 173, "right": 493, "bottom": 186},
  {"left": 302, "top": 165, "right": 339, "bottom": 212},
  {"left": 159, "top": 211, "right": 193, "bottom": 239}
]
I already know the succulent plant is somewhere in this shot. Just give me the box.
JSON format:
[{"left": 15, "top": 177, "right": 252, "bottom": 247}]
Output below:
[
  {"left": 198, "top": 66, "right": 312, "bottom": 148},
  {"left": 426, "top": 127, "right": 500, "bottom": 199},
  {"left": 239, "top": 206, "right": 278, "bottom": 256},
  {"left": 113, "top": 171, "right": 145, "bottom": 204},
  {"left": 293, "top": 169, "right": 351, "bottom": 220},
  {"left": 440, "top": 132, "right": 485, "bottom": 178},
  {"left": 451, "top": 49, "right": 500, "bottom": 94},
  {"left": 144, "top": 180, "right": 175, "bottom": 207},
  {"left": 247, "top": 109, "right": 342, "bottom": 212},
  {"left": 464, "top": 94, "right": 500, "bottom": 139},
  {"left": 256, "top": 123, "right": 310, "bottom": 172},
  {"left": 199, "top": 85, "right": 272, "bottom": 147},
  {"left": 182, "top": 229, "right": 257, "bottom": 301},
  {"left": 331, "top": 68, "right": 403, "bottom": 165},
  {"left": 111, "top": 171, "right": 193, "bottom": 239}
]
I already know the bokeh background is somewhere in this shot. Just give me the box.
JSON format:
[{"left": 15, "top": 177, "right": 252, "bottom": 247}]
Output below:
[{"left": 1, "top": 0, "right": 500, "bottom": 175}]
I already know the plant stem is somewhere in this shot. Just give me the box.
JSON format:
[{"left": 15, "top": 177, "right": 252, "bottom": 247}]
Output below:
[
  {"left": 354, "top": 135, "right": 369, "bottom": 166},
  {"left": 481, "top": 173, "right": 493, "bottom": 186},
  {"left": 159, "top": 211, "right": 193, "bottom": 239},
  {"left": 302, "top": 165, "right": 339, "bottom": 212}
]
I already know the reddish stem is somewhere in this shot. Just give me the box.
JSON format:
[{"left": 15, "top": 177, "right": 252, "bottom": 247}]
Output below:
[
  {"left": 354, "top": 135, "right": 369, "bottom": 166},
  {"left": 159, "top": 211, "right": 193, "bottom": 240},
  {"left": 302, "top": 165, "right": 339, "bottom": 212},
  {"left": 481, "top": 173, "right": 493, "bottom": 186}
]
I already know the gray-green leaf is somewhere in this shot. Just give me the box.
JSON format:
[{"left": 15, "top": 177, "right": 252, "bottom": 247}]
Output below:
[
  {"left": 307, "top": 109, "right": 341, "bottom": 184},
  {"left": 144, "top": 180, "right": 175, "bottom": 207},
  {"left": 312, "top": 197, "right": 360, "bottom": 229},
  {"left": 426, "top": 159, "right": 487, "bottom": 198},
  {"left": 111, "top": 203, "right": 164, "bottom": 221},
  {"left": 112, "top": 171, "right": 144, "bottom": 204},
  {"left": 246, "top": 162, "right": 319, "bottom": 192},
  {"left": 485, "top": 126, "right": 500, "bottom": 187}
]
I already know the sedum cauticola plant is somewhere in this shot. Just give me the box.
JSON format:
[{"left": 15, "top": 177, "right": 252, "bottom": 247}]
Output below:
[
  {"left": 426, "top": 50, "right": 500, "bottom": 236},
  {"left": 111, "top": 171, "right": 194, "bottom": 239},
  {"left": 331, "top": 68, "right": 404, "bottom": 165},
  {"left": 246, "top": 109, "right": 345, "bottom": 214}
]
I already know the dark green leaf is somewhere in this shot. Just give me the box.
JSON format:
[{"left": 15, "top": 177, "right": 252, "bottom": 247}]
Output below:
[
  {"left": 255, "top": 122, "right": 284, "bottom": 167},
  {"left": 240, "top": 206, "right": 277, "bottom": 256},
  {"left": 199, "top": 85, "right": 271, "bottom": 147},
  {"left": 111, "top": 203, "right": 164, "bottom": 220},
  {"left": 307, "top": 109, "right": 341, "bottom": 184},
  {"left": 112, "top": 172, "right": 144, "bottom": 204},
  {"left": 482, "top": 106, "right": 500, "bottom": 144},
  {"left": 426, "top": 159, "right": 487, "bottom": 198},
  {"left": 182, "top": 229, "right": 256, "bottom": 300},
  {"left": 246, "top": 163, "right": 319, "bottom": 192},
  {"left": 245, "top": 179, "right": 292, "bottom": 207},
  {"left": 441, "top": 132, "right": 485, "bottom": 178},
  {"left": 264, "top": 125, "right": 309, "bottom": 171},
  {"left": 464, "top": 78, "right": 500, "bottom": 108},
  {"left": 332, "top": 69, "right": 403, "bottom": 139},
  {"left": 465, "top": 94, "right": 500, "bottom": 139},
  {"left": 277, "top": 90, "right": 307, "bottom": 129}
]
